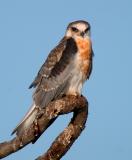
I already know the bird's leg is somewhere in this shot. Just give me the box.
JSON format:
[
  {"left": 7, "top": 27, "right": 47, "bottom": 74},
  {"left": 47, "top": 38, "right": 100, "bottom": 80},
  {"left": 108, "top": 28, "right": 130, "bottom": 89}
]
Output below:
[{"left": 36, "top": 109, "right": 45, "bottom": 119}]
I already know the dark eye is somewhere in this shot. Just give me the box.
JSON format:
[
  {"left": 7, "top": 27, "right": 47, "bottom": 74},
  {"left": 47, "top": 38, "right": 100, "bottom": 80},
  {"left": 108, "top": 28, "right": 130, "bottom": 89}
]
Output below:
[
  {"left": 71, "top": 27, "right": 78, "bottom": 32},
  {"left": 85, "top": 27, "right": 89, "bottom": 33}
]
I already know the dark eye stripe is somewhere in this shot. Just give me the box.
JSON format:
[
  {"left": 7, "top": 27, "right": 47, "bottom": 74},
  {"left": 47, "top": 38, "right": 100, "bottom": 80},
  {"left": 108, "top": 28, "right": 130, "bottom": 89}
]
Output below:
[
  {"left": 85, "top": 27, "right": 89, "bottom": 33},
  {"left": 71, "top": 27, "right": 78, "bottom": 32}
]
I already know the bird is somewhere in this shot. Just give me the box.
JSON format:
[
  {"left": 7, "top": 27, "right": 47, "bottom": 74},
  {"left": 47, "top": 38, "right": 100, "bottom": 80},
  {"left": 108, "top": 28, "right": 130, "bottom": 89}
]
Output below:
[{"left": 12, "top": 20, "right": 94, "bottom": 136}]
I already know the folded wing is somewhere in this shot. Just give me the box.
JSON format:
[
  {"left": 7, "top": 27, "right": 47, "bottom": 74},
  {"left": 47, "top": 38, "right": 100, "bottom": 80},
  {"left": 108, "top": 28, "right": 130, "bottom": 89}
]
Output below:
[{"left": 31, "top": 37, "right": 78, "bottom": 108}]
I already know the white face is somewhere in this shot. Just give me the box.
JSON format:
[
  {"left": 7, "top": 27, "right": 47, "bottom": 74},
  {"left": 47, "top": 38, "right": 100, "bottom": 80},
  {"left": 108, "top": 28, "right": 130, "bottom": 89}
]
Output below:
[{"left": 66, "top": 21, "right": 91, "bottom": 39}]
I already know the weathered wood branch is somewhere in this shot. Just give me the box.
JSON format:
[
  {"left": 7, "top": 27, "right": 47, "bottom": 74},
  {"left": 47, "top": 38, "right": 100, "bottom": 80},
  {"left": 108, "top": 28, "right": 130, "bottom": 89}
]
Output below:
[{"left": 0, "top": 95, "right": 88, "bottom": 160}]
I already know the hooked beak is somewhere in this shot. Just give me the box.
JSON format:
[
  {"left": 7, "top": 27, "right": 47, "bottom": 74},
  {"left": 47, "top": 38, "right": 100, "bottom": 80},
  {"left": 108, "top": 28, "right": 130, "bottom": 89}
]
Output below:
[{"left": 80, "top": 32, "right": 85, "bottom": 37}]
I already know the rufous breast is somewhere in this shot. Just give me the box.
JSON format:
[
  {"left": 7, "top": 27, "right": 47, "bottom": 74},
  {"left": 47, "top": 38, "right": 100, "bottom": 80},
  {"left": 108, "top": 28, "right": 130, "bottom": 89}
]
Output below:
[{"left": 75, "top": 37, "right": 92, "bottom": 76}]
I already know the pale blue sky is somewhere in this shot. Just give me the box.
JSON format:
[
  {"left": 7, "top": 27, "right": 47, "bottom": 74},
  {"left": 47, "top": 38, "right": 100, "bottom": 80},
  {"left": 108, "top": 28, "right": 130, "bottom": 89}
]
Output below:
[{"left": 0, "top": 0, "right": 131, "bottom": 160}]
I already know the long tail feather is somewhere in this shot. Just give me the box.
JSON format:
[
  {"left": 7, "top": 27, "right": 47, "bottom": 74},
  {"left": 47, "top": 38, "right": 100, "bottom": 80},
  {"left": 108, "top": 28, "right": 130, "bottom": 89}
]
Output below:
[{"left": 12, "top": 103, "right": 38, "bottom": 136}]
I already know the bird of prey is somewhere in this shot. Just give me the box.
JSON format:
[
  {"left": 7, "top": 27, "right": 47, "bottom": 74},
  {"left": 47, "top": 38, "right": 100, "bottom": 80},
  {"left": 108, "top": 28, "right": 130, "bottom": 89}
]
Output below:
[{"left": 12, "top": 20, "right": 94, "bottom": 136}]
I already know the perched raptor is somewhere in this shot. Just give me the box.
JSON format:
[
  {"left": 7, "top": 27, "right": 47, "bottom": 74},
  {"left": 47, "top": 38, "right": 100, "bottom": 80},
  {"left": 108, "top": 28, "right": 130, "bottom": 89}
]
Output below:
[{"left": 12, "top": 20, "right": 94, "bottom": 136}]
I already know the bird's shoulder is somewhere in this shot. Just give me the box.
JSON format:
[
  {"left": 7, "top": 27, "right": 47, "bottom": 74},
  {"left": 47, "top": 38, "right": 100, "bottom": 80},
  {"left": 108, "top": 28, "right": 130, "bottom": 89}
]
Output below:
[{"left": 29, "top": 36, "right": 69, "bottom": 89}]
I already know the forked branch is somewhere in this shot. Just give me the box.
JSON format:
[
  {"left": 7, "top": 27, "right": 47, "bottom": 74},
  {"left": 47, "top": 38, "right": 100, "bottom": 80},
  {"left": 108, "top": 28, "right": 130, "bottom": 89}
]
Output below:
[{"left": 0, "top": 95, "right": 88, "bottom": 160}]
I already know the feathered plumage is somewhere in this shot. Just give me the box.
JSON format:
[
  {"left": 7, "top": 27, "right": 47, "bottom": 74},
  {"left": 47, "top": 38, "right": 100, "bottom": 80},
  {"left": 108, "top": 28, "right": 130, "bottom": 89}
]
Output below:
[{"left": 12, "top": 20, "right": 93, "bottom": 137}]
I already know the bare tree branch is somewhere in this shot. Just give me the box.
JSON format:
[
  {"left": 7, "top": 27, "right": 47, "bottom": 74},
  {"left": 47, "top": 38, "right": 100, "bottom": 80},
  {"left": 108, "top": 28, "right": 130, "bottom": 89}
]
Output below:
[{"left": 0, "top": 95, "right": 88, "bottom": 160}]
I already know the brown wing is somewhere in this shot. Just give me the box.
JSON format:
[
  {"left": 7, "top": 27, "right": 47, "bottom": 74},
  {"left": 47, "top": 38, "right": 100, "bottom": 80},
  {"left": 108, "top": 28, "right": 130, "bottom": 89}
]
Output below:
[
  {"left": 31, "top": 37, "right": 78, "bottom": 108},
  {"left": 29, "top": 37, "right": 67, "bottom": 89}
]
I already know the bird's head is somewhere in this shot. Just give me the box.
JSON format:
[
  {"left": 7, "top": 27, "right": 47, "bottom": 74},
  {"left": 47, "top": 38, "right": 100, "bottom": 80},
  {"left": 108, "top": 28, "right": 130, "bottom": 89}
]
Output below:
[{"left": 66, "top": 20, "right": 91, "bottom": 39}]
